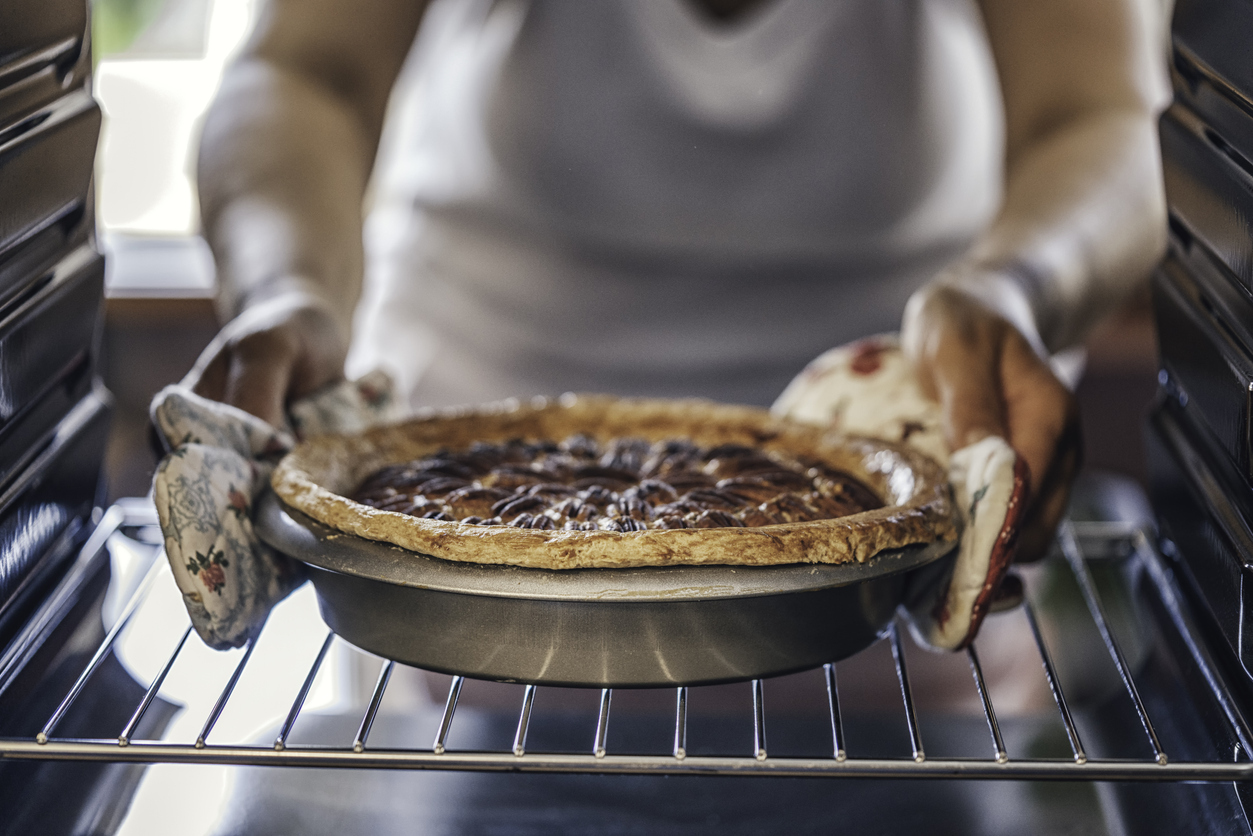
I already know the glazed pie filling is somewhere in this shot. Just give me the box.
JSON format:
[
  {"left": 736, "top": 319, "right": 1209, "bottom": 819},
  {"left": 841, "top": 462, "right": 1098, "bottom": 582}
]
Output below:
[{"left": 352, "top": 436, "right": 884, "bottom": 531}]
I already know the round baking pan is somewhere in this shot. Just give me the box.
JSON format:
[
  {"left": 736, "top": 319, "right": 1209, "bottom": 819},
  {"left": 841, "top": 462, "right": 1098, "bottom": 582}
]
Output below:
[{"left": 256, "top": 492, "right": 955, "bottom": 687}]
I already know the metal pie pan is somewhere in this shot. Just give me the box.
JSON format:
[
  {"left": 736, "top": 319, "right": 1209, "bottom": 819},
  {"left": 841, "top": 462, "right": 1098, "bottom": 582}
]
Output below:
[{"left": 256, "top": 492, "right": 954, "bottom": 688}]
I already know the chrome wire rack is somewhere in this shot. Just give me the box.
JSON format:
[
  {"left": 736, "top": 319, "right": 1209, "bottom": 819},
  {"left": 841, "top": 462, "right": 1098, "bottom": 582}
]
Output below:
[{"left": 3, "top": 509, "right": 1253, "bottom": 783}]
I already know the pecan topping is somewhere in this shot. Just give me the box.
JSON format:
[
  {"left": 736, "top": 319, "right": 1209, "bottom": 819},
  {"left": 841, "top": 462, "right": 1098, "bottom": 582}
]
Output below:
[
  {"left": 694, "top": 509, "right": 744, "bottom": 528},
  {"left": 760, "top": 494, "right": 819, "bottom": 523},
  {"left": 684, "top": 489, "right": 746, "bottom": 510},
  {"left": 492, "top": 494, "right": 549, "bottom": 520},
  {"left": 716, "top": 478, "right": 783, "bottom": 504},
  {"left": 352, "top": 434, "right": 882, "bottom": 531},
  {"left": 412, "top": 477, "right": 471, "bottom": 497},
  {"left": 739, "top": 508, "right": 783, "bottom": 527}
]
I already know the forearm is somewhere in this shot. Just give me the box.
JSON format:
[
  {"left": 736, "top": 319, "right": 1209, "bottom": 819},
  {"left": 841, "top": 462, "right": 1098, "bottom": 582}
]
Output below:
[
  {"left": 947, "top": 108, "right": 1166, "bottom": 352},
  {"left": 198, "top": 57, "right": 374, "bottom": 335}
]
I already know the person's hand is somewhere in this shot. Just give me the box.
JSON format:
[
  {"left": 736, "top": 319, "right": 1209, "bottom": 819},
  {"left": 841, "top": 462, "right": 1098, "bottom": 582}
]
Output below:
[
  {"left": 902, "top": 282, "right": 1081, "bottom": 562},
  {"left": 185, "top": 292, "right": 348, "bottom": 427}
]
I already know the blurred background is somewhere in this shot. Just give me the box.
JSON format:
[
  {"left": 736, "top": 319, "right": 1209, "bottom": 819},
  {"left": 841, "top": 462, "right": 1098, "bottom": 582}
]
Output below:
[{"left": 94, "top": 0, "right": 1161, "bottom": 502}]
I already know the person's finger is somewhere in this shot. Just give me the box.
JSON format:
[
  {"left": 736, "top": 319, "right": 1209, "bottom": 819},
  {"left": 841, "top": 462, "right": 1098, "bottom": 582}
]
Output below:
[
  {"left": 999, "top": 334, "right": 1077, "bottom": 501},
  {"left": 930, "top": 334, "right": 1009, "bottom": 452},
  {"left": 188, "top": 344, "right": 230, "bottom": 401},
  {"left": 1012, "top": 420, "right": 1081, "bottom": 562},
  {"left": 223, "top": 334, "right": 295, "bottom": 426}
]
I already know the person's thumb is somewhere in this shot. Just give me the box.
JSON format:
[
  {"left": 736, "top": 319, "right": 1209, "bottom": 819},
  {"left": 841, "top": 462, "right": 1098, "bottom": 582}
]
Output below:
[
  {"left": 224, "top": 340, "right": 295, "bottom": 428},
  {"left": 929, "top": 339, "right": 1008, "bottom": 454}
]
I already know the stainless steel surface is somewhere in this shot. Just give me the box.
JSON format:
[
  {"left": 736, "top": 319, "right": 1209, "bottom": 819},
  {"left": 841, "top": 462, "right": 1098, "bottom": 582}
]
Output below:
[
  {"left": 889, "top": 622, "right": 925, "bottom": 762},
  {"left": 1161, "top": 101, "right": 1253, "bottom": 300},
  {"left": 353, "top": 660, "right": 393, "bottom": 753},
  {"left": 35, "top": 551, "right": 161, "bottom": 744},
  {"left": 1147, "top": 394, "right": 1253, "bottom": 676},
  {"left": 275, "top": 631, "right": 334, "bottom": 751},
  {"left": 117, "top": 625, "right": 190, "bottom": 746},
  {"left": 672, "top": 686, "right": 687, "bottom": 759},
  {"left": 0, "top": 245, "right": 102, "bottom": 429},
  {"left": 1172, "top": 0, "right": 1253, "bottom": 163},
  {"left": 9, "top": 517, "right": 1253, "bottom": 784},
  {"left": 1023, "top": 597, "right": 1087, "bottom": 763},
  {"left": 255, "top": 492, "right": 955, "bottom": 687},
  {"left": 0, "top": 89, "right": 98, "bottom": 303},
  {"left": 512, "top": 684, "right": 535, "bottom": 757},
  {"left": 1060, "top": 522, "right": 1168, "bottom": 764},
  {"left": 967, "top": 645, "right": 1007, "bottom": 763},
  {"left": 195, "top": 635, "right": 258, "bottom": 749},
  {"left": 0, "top": 387, "right": 111, "bottom": 631},
  {"left": 432, "top": 675, "right": 462, "bottom": 756},
  {"left": 751, "top": 678, "right": 766, "bottom": 760},
  {"left": 0, "top": 0, "right": 85, "bottom": 78},
  {"left": 1154, "top": 250, "right": 1253, "bottom": 477},
  {"left": 592, "top": 688, "right": 611, "bottom": 758},
  {"left": 823, "top": 662, "right": 846, "bottom": 760}
]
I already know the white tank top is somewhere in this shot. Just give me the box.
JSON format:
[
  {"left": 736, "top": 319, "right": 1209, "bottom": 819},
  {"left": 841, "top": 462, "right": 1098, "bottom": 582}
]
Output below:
[{"left": 349, "top": 0, "right": 1004, "bottom": 408}]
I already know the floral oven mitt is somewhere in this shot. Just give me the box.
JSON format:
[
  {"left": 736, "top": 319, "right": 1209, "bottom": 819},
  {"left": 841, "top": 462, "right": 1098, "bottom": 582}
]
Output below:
[
  {"left": 150, "top": 371, "right": 398, "bottom": 649},
  {"left": 773, "top": 336, "right": 1029, "bottom": 651}
]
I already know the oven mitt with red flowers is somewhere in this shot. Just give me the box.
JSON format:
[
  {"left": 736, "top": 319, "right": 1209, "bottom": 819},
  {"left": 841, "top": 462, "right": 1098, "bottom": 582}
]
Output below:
[
  {"left": 150, "top": 370, "right": 399, "bottom": 649},
  {"left": 772, "top": 335, "right": 1029, "bottom": 651}
]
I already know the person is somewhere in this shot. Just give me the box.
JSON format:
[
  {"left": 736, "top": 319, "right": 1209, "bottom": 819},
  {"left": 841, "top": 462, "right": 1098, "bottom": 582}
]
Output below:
[{"left": 186, "top": 0, "right": 1168, "bottom": 563}]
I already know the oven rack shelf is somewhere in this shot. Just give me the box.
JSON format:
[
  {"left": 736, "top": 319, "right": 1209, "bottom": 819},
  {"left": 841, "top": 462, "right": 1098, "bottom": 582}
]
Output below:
[{"left": 3, "top": 513, "right": 1252, "bottom": 783}]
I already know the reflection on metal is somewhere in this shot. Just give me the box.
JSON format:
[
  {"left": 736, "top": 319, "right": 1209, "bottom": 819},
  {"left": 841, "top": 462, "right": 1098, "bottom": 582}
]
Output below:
[
  {"left": 966, "top": 645, "right": 1006, "bottom": 764},
  {"left": 752, "top": 679, "right": 767, "bottom": 761},
  {"left": 119, "top": 624, "right": 192, "bottom": 746},
  {"left": 1059, "top": 523, "right": 1167, "bottom": 765},
  {"left": 673, "top": 687, "right": 687, "bottom": 760},
  {"left": 353, "top": 660, "right": 394, "bottom": 753},
  {"left": 275, "top": 631, "right": 334, "bottom": 752},
  {"left": 593, "top": 689, "right": 612, "bottom": 759},
  {"left": 433, "top": 676, "right": 464, "bottom": 755},
  {"left": 8, "top": 521, "right": 1253, "bottom": 782},
  {"left": 889, "top": 622, "right": 924, "bottom": 763},
  {"left": 824, "top": 663, "right": 846, "bottom": 761},
  {"left": 513, "top": 685, "right": 536, "bottom": 757},
  {"left": 1023, "top": 599, "right": 1086, "bottom": 764}
]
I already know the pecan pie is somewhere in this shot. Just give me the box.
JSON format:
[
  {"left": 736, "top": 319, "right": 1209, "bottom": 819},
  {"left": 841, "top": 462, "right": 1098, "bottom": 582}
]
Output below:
[
  {"left": 271, "top": 395, "right": 958, "bottom": 569},
  {"left": 351, "top": 436, "right": 884, "bottom": 532}
]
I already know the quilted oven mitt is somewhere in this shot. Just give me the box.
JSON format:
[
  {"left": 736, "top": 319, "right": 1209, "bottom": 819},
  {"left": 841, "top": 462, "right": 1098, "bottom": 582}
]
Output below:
[
  {"left": 150, "top": 371, "right": 399, "bottom": 649},
  {"left": 773, "top": 335, "right": 1029, "bottom": 651}
]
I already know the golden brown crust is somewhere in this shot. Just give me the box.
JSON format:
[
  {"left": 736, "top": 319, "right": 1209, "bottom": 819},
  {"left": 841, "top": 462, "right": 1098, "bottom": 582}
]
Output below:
[{"left": 272, "top": 394, "right": 959, "bottom": 569}]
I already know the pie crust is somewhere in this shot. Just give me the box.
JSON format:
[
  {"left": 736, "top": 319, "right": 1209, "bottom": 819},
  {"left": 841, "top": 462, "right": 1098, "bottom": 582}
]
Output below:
[{"left": 271, "top": 394, "right": 959, "bottom": 570}]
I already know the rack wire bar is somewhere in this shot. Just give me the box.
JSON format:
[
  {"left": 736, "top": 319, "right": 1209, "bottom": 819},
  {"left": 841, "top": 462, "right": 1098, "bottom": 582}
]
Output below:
[
  {"left": 823, "top": 663, "right": 846, "bottom": 761},
  {"left": 433, "top": 676, "right": 464, "bottom": 755},
  {"left": 513, "top": 685, "right": 536, "bottom": 757},
  {"left": 673, "top": 687, "right": 688, "bottom": 760},
  {"left": 9, "top": 740, "right": 1253, "bottom": 781},
  {"left": 1131, "top": 527, "right": 1253, "bottom": 758},
  {"left": 888, "top": 623, "right": 924, "bottom": 763},
  {"left": 36, "top": 558, "right": 166, "bottom": 744},
  {"left": 1022, "top": 599, "right": 1086, "bottom": 763},
  {"left": 966, "top": 645, "right": 1007, "bottom": 764},
  {"left": 1059, "top": 523, "right": 1168, "bottom": 765},
  {"left": 197, "top": 634, "right": 261, "bottom": 748},
  {"left": 752, "top": 679, "right": 767, "bottom": 761},
  {"left": 593, "top": 689, "right": 612, "bottom": 759},
  {"left": 353, "top": 660, "right": 394, "bottom": 753},
  {"left": 119, "top": 624, "right": 193, "bottom": 746},
  {"left": 275, "top": 631, "right": 335, "bottom": 751}
]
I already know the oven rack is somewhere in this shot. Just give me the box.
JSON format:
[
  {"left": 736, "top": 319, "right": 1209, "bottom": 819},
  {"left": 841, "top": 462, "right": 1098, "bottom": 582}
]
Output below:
[{"left": 3, "top": 512, "right": 1253, "bottom": 782}]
